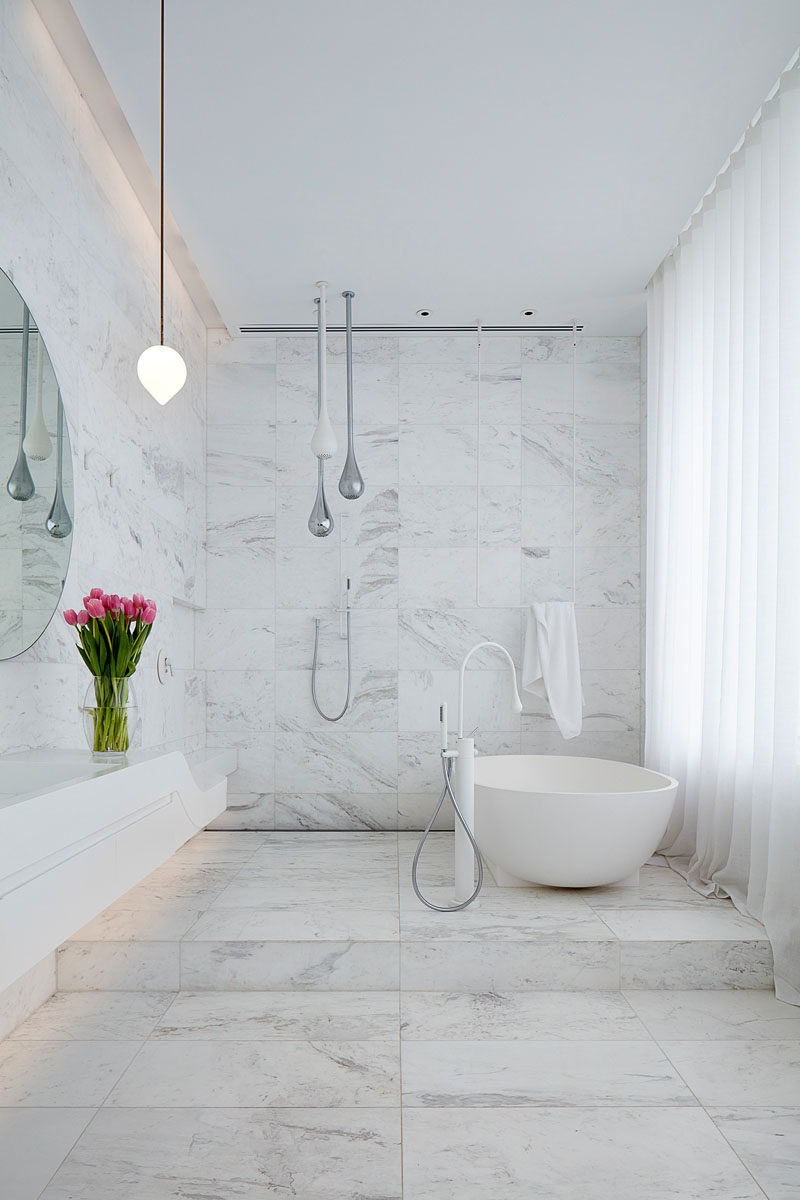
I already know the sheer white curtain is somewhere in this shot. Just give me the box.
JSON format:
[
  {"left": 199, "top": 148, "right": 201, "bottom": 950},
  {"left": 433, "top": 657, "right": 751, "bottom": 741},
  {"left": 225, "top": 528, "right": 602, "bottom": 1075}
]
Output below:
[{"left": 646, "top": 59, "right": 800, "bottom": 1004}]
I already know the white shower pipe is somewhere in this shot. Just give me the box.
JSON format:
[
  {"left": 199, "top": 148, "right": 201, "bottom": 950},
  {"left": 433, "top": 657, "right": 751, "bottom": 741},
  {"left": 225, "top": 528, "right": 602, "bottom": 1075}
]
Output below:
[
  {"left": 453, "top": 641, "right": 523, "bottom": 902},
  {"left": 311, "top": 281, "right": 338, "bottom": 460}
]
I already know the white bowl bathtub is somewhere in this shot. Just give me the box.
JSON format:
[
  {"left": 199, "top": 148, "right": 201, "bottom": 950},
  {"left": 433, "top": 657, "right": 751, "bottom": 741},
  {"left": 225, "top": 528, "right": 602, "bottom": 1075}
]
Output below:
[{"left": 473, "top": 755, "right": 678, "bottom": 889}]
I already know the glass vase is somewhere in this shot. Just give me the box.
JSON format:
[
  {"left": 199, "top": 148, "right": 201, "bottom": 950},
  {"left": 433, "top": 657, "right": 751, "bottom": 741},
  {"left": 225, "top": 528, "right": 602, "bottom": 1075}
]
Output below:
[{"left": 82, "top": 676, "right": 138, "bottom": 757}]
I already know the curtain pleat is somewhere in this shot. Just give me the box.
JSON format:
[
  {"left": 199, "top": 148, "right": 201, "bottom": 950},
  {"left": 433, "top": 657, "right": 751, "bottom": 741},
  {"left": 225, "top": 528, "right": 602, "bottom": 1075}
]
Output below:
[{"left": 646, "top": 61, "right": 800, "bottom": 1003}]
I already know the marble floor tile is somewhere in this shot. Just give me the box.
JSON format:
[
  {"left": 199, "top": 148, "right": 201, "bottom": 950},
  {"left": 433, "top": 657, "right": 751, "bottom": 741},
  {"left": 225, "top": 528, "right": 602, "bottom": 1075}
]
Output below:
[
  {"left": 153, "top": 991, "right": 399, "bottom": 1041},
  {"left": 71, "top": 905, "right": 204, "bottom": 942},
  {"left": 400, "top": 991, "right": 650, "bottom": 1041},
  {"left": 57, "top": 941, "right": 180, "bottom": 992},
  {"left": 660, "top": 1040, "right": 800, "bottom": 1106},
  {"left": 401, "top": 1039, "right": 695, "bottom": 1107},
  {"left": 624, "top": 990, "right": 800, "bottom": 1041},
  {"left": 401, "top": 940, "right": 620, "bottom": 992},
  {"left": 401, "top": 1106, "right": 766, "bottom": 1199},
  {"left": 400, "top": 897, "right": 614, "bottom": 942},
  {"left": 0, "top": 1039, "right": 141, "bottom": 1107},
  {"left": 182, "top": 907, "right": 399, "bottom": 942},
  {"left": 708, "top": 1107, "right": 800, "bottom": 1200},
  {"left": 180, "top": 940, "right": 400, "bottom": 991},
  {"left": 0, "top": 1108, "right": 96, "bottom": 1200},
  {"left": 168, "top": 831, "right": 269, "bottom": 866},
  {"left": 9, "top": 992, "right": 176, "bottom": 1042},
  {"left": 597, "top": 907, "right": 769, "bottom": 941},
  {"left": 40, "top": 1106, "right": 402, "bottom": 1200},
  {"left": 621, "top": 940, "right": 774, "bottom": 991},
  {"left": 106, "top": 1039, "right": 399, "bottom": 1107},
  {"left": 581, "top": 863, "right": 733, "bottom": 909}
]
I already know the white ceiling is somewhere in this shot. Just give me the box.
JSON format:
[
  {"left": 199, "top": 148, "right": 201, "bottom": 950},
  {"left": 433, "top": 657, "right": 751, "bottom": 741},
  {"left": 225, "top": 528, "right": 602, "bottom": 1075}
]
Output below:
[{"left": 71, "top": 0, "right": 800, "bottom": 334}]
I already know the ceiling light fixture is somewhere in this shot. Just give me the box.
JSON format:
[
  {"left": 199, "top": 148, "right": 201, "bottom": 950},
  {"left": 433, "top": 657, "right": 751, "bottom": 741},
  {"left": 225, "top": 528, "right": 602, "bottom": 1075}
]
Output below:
[
  {"left": 137, "top": 0, "right": 186, "bottom": 406},
  {"left": 521, "top": 308, "right": 537, "bottom": 318},
  {"left": 416, "top": 308, "right": 432, "bottom": 318}
]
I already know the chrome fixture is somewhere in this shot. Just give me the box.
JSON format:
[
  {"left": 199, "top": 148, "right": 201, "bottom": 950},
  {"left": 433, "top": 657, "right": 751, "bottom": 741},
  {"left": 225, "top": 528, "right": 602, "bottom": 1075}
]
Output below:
[
  {"left": 338, "top": 290, "right": 364, "bottom": 500},
  {"left": 136, "top": 0, "right": 187, "bottom": 405},
  {"left": 310, "top": 282, "right": 337, "bottom": 460},
  {"left": 6, "top": 305, "right": 35, "bottom": 501},
  {"left": 311, "top": 578, "right": 353, "bottom": 722},
  {"left": 308, "top": 294, "right": 335, "bottom": 537},
  {"left": 45, "top": 393, "right": 72, "bottom": 539}
]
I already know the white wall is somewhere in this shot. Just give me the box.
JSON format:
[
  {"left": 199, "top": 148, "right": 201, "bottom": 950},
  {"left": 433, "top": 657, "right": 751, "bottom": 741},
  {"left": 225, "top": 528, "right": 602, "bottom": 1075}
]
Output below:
[
  {"left": 204, "top": 330, "right": 642, "bottom": 830},
  {"left": 0, "top": 0, "right": 207, "bottom": 755}
]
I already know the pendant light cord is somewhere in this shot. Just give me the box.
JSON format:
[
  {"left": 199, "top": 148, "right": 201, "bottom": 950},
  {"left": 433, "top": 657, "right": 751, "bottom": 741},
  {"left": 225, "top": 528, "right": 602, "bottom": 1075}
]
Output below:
[{"left": 159, "top": 0, "right": 165, "bottom": 346}]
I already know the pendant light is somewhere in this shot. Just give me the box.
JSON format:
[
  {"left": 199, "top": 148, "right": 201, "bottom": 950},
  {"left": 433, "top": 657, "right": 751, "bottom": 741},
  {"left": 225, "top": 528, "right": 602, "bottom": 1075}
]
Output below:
[{"left": 137, "top": 0, "right": 187, "bottom": 405}]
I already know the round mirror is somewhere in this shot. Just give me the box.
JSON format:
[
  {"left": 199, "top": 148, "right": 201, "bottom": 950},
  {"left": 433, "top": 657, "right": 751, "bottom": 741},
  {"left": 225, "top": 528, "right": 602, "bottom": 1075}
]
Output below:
[{"left": 0, "top": 268, "right": 73, "bottom": 659}]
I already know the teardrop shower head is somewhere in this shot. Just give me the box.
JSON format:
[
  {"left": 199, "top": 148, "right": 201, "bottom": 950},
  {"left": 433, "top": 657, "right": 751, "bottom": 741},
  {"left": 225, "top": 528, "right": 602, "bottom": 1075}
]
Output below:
[
  {"left": 338, "top": 290, "right": 364, "bottom": 501},
  {"left": 311, "top": 284, "right": 338, "bottom": 460},
  {"left": 308, "top": 457, "right": 334, "bottom": 537}
]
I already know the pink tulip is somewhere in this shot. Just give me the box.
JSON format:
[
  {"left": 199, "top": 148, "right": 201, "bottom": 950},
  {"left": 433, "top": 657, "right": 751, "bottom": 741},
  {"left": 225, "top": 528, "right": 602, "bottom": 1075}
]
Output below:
[
  {"left": 142, "top": 605, "right": 157, "bottom": 625},
  {"left": 63, "top": 609, "right": 78, "bottom": 626},
  {"left": 123, "top": 599, "right": 136, "bottom": 618},
  {"left": 86, "top": 598, "right": 105, "bottom": 619},
  {"left": 132, "top": 593, "right": 145, "bottom": 609},
  {"left": 145, "top": 599, "right": 157, "bottom": 614},
  {"left": 82, "top": 595, "right": 92, "bottom": 608},
  {"left": 89, "top": 587, "right": 104, "bottom": 600},
  {"left": 104, "top": 594, "right": 121, "bottom": 613},
  {"left": 77, "top": 609, "right": 90, "bottom": 625}
]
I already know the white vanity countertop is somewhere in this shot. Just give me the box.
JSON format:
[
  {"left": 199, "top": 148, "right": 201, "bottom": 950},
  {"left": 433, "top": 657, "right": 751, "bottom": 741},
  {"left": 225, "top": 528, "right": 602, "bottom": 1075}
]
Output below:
[{"left": 0, "top": 746, "right": 237, "bottom": 809}]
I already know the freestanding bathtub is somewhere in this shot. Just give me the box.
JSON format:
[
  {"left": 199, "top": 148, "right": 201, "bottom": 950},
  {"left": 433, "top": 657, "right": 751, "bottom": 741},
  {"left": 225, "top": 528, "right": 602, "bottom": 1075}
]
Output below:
[{"left": 473, "top": 755, "right": 678, "bottom": 888}]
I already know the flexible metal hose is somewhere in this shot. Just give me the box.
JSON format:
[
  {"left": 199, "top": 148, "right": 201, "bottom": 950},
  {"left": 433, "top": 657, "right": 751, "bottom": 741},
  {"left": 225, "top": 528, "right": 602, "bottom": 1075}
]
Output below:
[
  {"left": 411, "top": 752, "right": 484, "bottom": 911},
  {"left": 311, "top": 610, "right": 352, "bottom": 722}
]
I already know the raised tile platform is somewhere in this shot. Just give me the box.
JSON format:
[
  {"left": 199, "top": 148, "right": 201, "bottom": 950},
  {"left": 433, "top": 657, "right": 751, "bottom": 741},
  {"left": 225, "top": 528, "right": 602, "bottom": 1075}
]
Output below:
[{"left": 1, "top": 831, "right": 794, "bottom": 1199}]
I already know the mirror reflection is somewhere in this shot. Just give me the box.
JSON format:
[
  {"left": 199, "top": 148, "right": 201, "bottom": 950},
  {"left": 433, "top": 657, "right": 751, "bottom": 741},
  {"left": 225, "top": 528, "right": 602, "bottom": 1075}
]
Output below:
[{"left": 0, "top": 269, "right": 73, "bottom": 659}]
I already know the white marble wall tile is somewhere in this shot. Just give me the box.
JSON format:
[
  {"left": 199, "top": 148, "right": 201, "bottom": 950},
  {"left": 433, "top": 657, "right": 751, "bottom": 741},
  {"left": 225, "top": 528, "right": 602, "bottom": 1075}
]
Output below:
[
  {"left": 276, "top": 608, "right": 398, "bottom": 670},
  {"left": 477, "top": 364, "right": 522, "bottom": 424},
  {"left": 576, "top": 484, "right": 640, "bottom": 545},
  {"left": 398, "top": 608, "right": 522, "bottom": 670},
  {"left": 275, "top": 792, "right": 398, "bottom": 831},
  {"left": 206, "top": 731, "right": 275, "bottom": 794},
  {"left": 399, "top": 364, "right": 477, "bottom": 424},
  {"left": 341, "top": 543, "right": 399, "bottom": 609},
  {"left": 278, "top": 333, "right": 398, "bottom": 364},
  {"left": 399, "top": 670, "right": 522, "bottom": 734},
  {"left": 207, "top": 361, "right": 276, "bottom": 425},
  {"left": 207, "top": 424, "right": 275, "bottom": 487},
  {"left": 276, "top": 360, "right": 345, "bottom": 425},
  {"left": 522, "top": 669, "right": 640, "bottom": 733},
  {"left": 277, "top": 423, "right": 399, "bottom": 487},
  {"left": 209, "top": 331, "right": 277, "bottom": 364},
  {"left": 398, "top": 487, "right": 477, "bottom": 547},
  {"left": 478, "top": 485, "right": 521, "bottom": 545},
  {"left": 521, "top": 545, "right": 574, "bottom": 601},
  {"left": 477, "top": 546, "right": 521, "bottom": 607},
  {"left": 338, "top": 486, "right": 399, "bottom": 548},
  {"left": 399, "top": 547, "right": 478, "bottom": 609},
  {"left": 521, "top": 362, "right": 573, "bottom": 422},
  {"left": 275, "top": 731, "right": 398, "bottom": 793},
  {"left": 275, "top": 668, "right": 397, "bottom": 732},
  {"left": 575, "top": 423, "right": 640, "bottom": 487},
  {"left": 398, "top": 791, "right": 455, "bottom": 830},
  {"left": 195, "top": 609, "right": 275, "bottom": 670},
  {"left": 398, "top": 731, "right": 519, "bottom": 792},
  {"left": 521, "top": 335, "right": 640, "bottom": 364},
  {"left": 576, "top": 607, "right": 641, "bottom": 669},
  {"left": 478, "top": 425, "right": 522, "bottom": 485},
  {"left": 521, "top": 484, "right": 573, "bottom": 544},
  {"left": 206, "top": 670, "right": 275, "bottom": 733},
  {"left": 398, "top": 336, "right": 478, "bottom": 364},
  {"left": 575, "top": 360, "right": 641, "bottom": 423},
  {"left": 520, "top": 730, "right": 641, "bottom": 763},
  {"left": 276, "top": 544, "right": 340, "bottom": 608},
  {"left": 522, "top": 424, "right": 574, "bottom": 485},
  {"left": 575, "top": 546, "right": 640, "bottom": 606},
  {"left": 399, "top": 425, "right": 477, "bottom": 486}
]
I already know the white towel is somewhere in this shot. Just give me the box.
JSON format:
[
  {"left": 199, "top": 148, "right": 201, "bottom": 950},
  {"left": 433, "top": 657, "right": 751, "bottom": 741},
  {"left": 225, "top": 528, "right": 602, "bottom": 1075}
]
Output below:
[{"left": 522, "top": 602, "right": 584, "bottom": 740}]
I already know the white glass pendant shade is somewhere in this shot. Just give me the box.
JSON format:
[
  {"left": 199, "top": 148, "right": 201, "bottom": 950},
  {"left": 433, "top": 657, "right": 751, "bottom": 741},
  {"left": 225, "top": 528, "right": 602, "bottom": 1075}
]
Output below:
[{"left": 137, "top": 343, "right": 187, "bottom": 405}]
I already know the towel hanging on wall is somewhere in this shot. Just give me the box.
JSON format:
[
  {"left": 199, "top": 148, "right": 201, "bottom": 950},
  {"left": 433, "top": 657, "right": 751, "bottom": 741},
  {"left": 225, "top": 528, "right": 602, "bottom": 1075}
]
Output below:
[{"left": 522, "top": 602, "right": 584, "bottom": 739}]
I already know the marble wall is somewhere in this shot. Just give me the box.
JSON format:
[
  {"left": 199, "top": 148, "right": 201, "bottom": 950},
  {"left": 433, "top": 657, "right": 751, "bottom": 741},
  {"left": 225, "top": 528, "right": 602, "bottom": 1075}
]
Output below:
[
  {"left": 0, "top": 0, "right": 207, "bottom": 755},
  {"left": 204, "top": 330, "right": 642, "bottom": 830}
]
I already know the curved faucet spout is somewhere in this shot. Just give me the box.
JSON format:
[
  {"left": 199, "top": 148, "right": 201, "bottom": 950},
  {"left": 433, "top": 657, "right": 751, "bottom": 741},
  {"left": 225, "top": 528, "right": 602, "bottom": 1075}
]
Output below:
[{"left": 458, "top": 640, "right": 523, "bottom": 739}]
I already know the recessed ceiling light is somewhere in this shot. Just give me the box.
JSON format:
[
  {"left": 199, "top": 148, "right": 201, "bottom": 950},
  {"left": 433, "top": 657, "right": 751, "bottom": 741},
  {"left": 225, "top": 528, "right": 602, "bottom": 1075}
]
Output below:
[
  {"left": 416, "top": 308, "right": 432, "bottom": 318},
  {"left": 521, "top": 308, "right": 537, "bottom": 318}
]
